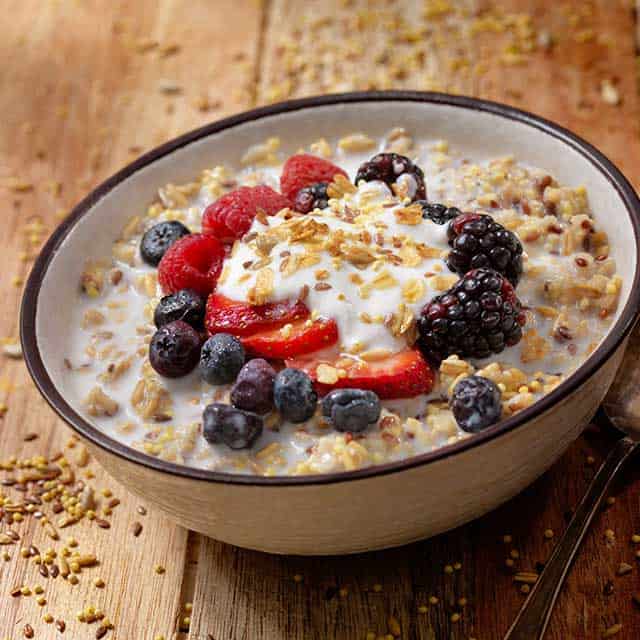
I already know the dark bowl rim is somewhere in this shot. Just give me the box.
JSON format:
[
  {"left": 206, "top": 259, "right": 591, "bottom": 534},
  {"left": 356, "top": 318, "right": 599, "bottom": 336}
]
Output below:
[{"left": 20, "top": 90, "right": 640, "bottom": 487}]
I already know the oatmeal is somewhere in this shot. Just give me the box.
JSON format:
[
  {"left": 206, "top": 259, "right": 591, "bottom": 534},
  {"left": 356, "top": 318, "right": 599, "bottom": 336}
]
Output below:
[{"left": 65, "top": 130, "right": 621, "bottom": 475}]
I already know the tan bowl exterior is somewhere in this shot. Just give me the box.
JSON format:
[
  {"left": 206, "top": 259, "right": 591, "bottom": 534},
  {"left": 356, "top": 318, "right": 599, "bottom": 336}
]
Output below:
[{"left": 85, "top": 340, "right": 625, "bottom": 555}]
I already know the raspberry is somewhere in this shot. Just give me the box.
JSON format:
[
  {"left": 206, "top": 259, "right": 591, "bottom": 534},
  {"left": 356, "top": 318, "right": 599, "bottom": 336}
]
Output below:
[
  {"left": 158, "top": 233, "right": 224, "bottom": 296},
  {"left": 355, "top": 153, "right": 426, "bottom": 201},
  {"left": 417, "top": 268, "right": 526, "bottom": 361},
  {"left": 202, "top": 186, "right": 291, "bottom": 243},
  {"left": 280, "top": 154, "right": 347, "bottom": 201},
  {"left": 450, "top": 376, "right": 502, "bottom": 433},
  {"left": 293, "top": 182, "right": 329, "bottom": 213},
  {"left": 446, "top": 213, "right": 523, "bottom": 286}
]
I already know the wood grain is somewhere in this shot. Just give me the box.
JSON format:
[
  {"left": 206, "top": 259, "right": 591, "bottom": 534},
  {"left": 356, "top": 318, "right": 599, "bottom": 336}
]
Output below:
[{"left": 2, "top": 0, "right": 640, "bottom": 639}]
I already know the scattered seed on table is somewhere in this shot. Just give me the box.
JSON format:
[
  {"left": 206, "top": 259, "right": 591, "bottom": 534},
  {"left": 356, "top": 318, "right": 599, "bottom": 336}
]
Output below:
[
  {"left": 632, "top": 534, "right": 640, "bottom": 544},
  {"left": 55, "top": 619, "right": 66, "bottom": 633},
  {"left": 154, "top": 564, "right": 165, "bottom": 575},
  {"left": 44, "top": 614, "right": 54, "bottom": 623},
  {"left": 617, "top": 562, "right": 633, "bottom": 576},
  {"left": 23, "top": 432, "right": 38, "bottom": 441},
  {"left": 544, "top": 529, "right": 554, "bottom": 539},
  {"left": 137, "top": 506, "right": 147, "bottom": 516},
  {"left": 96, "top": 625, "right": 109, "bottom": 639},
  {"left": 95, "top": 518, "right": 111, "bottom": 529},
  {"left": 24, "top": 625, "right": 34, "bottom": 638},
  {"left": 132, "top": 521, "right": 143, "bottom": 537}
]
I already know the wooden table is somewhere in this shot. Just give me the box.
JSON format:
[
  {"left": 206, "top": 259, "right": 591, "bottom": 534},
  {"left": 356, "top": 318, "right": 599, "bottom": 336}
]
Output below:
[{"left": 2, "top": 1, "right": 640, "bottom": 638}]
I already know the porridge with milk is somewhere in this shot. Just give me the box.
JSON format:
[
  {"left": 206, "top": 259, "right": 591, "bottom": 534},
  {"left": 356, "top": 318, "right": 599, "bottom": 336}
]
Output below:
[{"left": 67, "top": 129, "right": 621, "bottom": 475}]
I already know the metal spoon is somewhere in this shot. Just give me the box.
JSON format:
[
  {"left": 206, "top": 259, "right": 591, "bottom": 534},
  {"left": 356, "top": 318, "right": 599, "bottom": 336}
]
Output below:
[{"left": 504, "top": 326, "right": 640, "bottom": 640}]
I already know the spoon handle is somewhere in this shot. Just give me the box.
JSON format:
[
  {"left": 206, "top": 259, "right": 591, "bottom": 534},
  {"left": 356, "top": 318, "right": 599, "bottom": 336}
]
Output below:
[{"left": 503, "top": 436, "right": 638, "bottom": 640}]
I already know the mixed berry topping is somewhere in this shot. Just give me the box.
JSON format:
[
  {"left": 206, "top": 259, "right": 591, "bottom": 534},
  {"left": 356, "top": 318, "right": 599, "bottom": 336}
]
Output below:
[
  {"left": 202, "top": 403, "right": 263, "bottom": 450},
  {"left": 149, "top": 320, "right": 202, "bottom": 378},
  {"left": 355, "top": 152, "right": 426, "bottom": 201},
  {"left": 446, "top": 213, "right": 523, "bottom": 286},
  {"left": 158, "top": 233, "right": 224, "bottom": 296},
  {"left": 418, "top": 201, "right": 461, "bottom": 225},
  {"left": 280, "top": 154, "right": 347, "bottom": 201},
  {"left": 199, "top": 334, "right": 245, "bottom": 386},
  {"left": 273, "top": 368, "right": 318, "bottom": 423},
  {"left": 130, "top": 149, "right": 536, "bottom": 452},
  {"left": 230, "top": 359, "right": 276, "bottom": 415},
  {"left": 140, "top": 220, "right": 190, "bottom": 266},
  {"left": 202, "top": 185, "right": 291, "bottom": 243},
  {"left": 293, "top": 182, "right": 330, "bottom": 214},
  {"left": 417, "top": 268, "right": 526, "bottom": 361},
  {"left": 154, "top": 289, "right": 206, "bottom": 330},
  {"left": 321, "top": 389, "right": 381, "bottom": 433},
  {"left": 449, "top": 375, "right": 502, "bottom": 433}
]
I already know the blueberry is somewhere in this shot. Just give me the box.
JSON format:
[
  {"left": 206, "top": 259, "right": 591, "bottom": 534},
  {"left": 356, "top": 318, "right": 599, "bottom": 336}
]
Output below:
[
  {"left": 449, "top": 375, "right": 502, "bottom": 433},
  {"left": 140, "top": 220, "right": 190, "bottom": 266},
  {"left": 273, "top": 368, "right": 317, "bottom": 423},
  {"left": 321, "top": 388, "right": 381, "bottom": 433},
  {"left": 202, "top": 403, "right": 263, "bottom": 450},
  {"left": 230, "top": 359, "right": 276, "bottom": 414},
  {"left": 149, "top": 320, "right": 201, "bottom": 378},
  {"left": 199, "top": 334, "right": 245, "bottom": 385},
  {"left": 154, "top": 289, "right": 206, "bottom": 329}
]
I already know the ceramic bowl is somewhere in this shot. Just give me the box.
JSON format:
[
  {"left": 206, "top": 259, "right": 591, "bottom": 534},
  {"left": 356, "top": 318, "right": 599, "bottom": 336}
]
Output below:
[{"left": 21, "top": 92, "right": 640, "bottom": 555}]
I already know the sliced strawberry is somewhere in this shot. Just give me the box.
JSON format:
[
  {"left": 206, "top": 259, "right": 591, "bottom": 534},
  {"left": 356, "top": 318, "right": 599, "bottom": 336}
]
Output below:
[
  {"left": 280, "top": 154, "right": 348, "bottom": 201},
  {"left": 287, "top": 349, "right": 434, "bottom": 400},
  {"left": 242, "top": 318, "right": 338, "bottom": 359},
  {"left": 205, "top": 294, "right": 309, "bottom": 337}
]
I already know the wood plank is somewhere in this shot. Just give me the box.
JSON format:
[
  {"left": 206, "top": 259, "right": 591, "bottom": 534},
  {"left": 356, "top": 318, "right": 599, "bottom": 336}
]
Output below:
[
  {"left": 190, "top": 2, "right": 640, "bottom": 639},
  {"left": 0, "top": 1, "right": 262, "bottom": 638}
]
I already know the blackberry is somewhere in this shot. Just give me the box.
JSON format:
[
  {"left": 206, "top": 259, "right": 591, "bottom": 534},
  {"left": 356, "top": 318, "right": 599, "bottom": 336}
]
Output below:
[
  {"left": 417, "top": 268, "right": 526, "bottom": 361},
  {"left": 418, "top": 201, "right": 461, "bottom": 225},
  {"left": 355, "top": 153, "right": 426, "bottom": 201},
  {"left": 446, "top": 213, "right": 523, "bottom": 286},
  {"left": 293, "top": 182, "right": 329, "bottom": 213},
  {"left": 154, "top": 289, "right": 206, "bottom": 329},
  {"left": 149, "top": 320, "right": 201, "bottom": 378},
  {"left": 449, "top": 375, "right": 502, "bottom": 433},
  {"left": 140, "top": 220, "right": 190, "bottom": 266}
]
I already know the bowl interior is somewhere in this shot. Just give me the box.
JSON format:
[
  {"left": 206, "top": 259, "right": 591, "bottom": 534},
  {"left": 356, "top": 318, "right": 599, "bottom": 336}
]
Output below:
[{"left": 29, "top": 95, "right": 639, "bottom": 478}]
